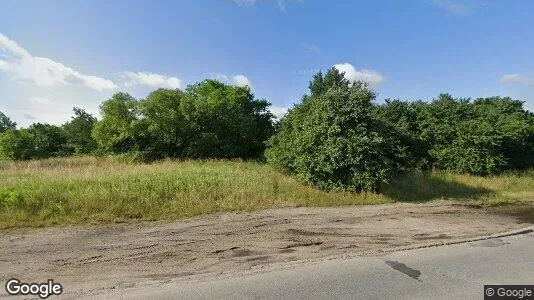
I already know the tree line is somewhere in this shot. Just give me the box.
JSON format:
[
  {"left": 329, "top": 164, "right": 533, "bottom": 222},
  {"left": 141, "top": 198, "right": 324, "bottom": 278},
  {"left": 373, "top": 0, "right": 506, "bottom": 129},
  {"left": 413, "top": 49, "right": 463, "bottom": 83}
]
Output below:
[
  {"left": 1, "top": 72, "right": 533, "bottom": 192},
  {"left": 0, "top": 80, "right": 274, "bottom": 161}
]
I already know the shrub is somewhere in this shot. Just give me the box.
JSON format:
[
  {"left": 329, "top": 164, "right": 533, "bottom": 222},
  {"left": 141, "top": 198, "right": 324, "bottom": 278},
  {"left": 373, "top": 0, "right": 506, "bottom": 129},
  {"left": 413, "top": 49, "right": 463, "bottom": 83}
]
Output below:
[
  {"left": 62, "top": 107, "right": 98, "bottom": 155},
  {"left": 416, "top": 95, "right": 534, "bottom": 175},
  {"left": 266, "top": 68, "right": 413, "bottom": 192},
  {"left": 0, "top": 124, "right": 67, "bottom": 160},
  {"left": 93, "top": 81, "right": 275, "bottom": 160}
]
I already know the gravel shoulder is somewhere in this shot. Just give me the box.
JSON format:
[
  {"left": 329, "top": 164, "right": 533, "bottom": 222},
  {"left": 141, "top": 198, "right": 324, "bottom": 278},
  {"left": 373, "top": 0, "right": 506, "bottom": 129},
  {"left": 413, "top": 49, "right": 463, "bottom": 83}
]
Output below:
[{"left": 0, "top": 202, "right": 531, "bottom": 299}]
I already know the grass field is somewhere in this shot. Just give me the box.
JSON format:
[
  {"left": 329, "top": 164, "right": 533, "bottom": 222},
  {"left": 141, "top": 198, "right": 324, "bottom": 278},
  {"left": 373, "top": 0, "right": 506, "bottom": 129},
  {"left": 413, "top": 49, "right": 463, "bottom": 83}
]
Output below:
[{"left": 0, "top": 156, "right": 533, "bottom": 228}]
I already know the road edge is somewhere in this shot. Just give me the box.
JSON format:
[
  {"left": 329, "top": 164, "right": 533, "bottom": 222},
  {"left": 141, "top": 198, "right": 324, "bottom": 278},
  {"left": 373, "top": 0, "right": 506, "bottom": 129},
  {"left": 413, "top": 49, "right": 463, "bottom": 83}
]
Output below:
[
  {"left": 246, "top": 225, "right": 534, "bottom": 273},
  {"left": 381, "top": 226, "right": 534, "bottom": 253}
]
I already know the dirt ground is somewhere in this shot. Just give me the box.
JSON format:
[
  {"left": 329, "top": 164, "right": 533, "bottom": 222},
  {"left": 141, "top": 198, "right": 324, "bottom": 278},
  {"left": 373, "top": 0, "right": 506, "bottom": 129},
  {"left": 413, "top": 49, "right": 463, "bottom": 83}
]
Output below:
[{"left": 0, "top": 203, "right": 531, "bottom": 299}]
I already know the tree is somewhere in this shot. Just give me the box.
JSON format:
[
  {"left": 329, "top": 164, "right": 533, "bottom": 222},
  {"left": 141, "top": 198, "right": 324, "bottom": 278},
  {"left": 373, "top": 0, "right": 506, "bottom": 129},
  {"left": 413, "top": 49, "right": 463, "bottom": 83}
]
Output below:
[
  {"left": 398, "top": 95, "right": 534, "bottom": 175},
  {"left": 0, "top": 111, "right": 16, "bottom": 133},
  {"left": 0, "top": 129, "right": 34, "bottom": 160},
  {"left": 374, "top": 99, "right": 430, "bottom": 169},
  {"left": 0, "top": 123, "right": 66, "bottom": 160},
  {"left": 181, "top": 80, "right": 274, "bottom": 159},
  {"left": 92, "top": 92, "right": 149, "bottom": 154},
  {"left": 266, "top": 68, "right": 412, "bottom": 192},
  {"left": 138, "top": 82, "right": 275, "bottom": 159},
  {"left": 26, "top": 123, "right": 67, "bottom": 159},
  {"left": 138, "top": 88, "right": 189, "bottom": 158},
  {"left": 62, "top": 107, "right": 97, "bottom": 154}
]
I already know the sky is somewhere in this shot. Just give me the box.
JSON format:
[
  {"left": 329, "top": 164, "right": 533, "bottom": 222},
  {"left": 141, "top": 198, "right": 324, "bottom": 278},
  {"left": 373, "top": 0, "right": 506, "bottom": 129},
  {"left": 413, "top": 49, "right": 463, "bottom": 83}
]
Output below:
[{"left": 0, "top": 0, "right": 533, "bottom": 127}]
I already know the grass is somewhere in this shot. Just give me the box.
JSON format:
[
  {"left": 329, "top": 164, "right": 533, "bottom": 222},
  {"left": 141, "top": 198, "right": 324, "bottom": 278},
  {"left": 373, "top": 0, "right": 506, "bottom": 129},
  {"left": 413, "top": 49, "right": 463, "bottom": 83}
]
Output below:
[{"left": 0, "top": 156, "right": 533, "bottom": 228}]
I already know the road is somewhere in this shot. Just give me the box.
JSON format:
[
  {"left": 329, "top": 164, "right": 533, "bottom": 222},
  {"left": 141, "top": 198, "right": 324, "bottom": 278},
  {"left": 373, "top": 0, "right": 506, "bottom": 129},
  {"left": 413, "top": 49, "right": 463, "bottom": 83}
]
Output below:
[{"left": 99, "top": 231, "right": 534, "bottom": 300}]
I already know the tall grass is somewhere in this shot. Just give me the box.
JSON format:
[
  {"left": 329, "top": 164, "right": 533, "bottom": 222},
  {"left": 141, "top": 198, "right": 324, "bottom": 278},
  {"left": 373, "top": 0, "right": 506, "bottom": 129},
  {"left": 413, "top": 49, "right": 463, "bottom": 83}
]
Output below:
[{"left": 0, "top": 156, "right": 532, "bottom": 228}]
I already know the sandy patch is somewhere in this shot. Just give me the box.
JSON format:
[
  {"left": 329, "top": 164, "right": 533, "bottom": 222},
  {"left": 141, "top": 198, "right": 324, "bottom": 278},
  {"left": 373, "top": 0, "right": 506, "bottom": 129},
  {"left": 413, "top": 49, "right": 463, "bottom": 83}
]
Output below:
[{"left": 0, "top": 203, "right": 530, "bottom": 299}]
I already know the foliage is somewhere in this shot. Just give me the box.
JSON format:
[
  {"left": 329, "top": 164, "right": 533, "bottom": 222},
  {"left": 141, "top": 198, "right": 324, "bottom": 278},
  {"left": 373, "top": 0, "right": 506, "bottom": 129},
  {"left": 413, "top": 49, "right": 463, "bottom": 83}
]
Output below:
[
  {"left": 0, "top": 128, "right": 35, "bottom": 160},
  {"left": 0, "top": 124, "right": 66, "bottom": 160},
  {"left": 94, "top": 81, "right": 274, "bottom": 159},
  {"left": 62, "top": 107, "right": 98, "bottom": 154},
  {"left": 179, "top": 80, "right": 274, "bottom": 159},
  {"left": 266, "top": 68, "right": 413, "bottom": 192},
  {"left": 0, "top": 111, "right": 16, "bottom": 133},
  {"left": 92, "top": 92, "right": 148, "bottom": 155},
  {"left": 1, "top": 74, "right": 533, "bottom": 190},
  {"left": 376, "top": 95, "right": 534, "bottom": 175},
  {"left": 1, "top": 156, "right": 532, "bottom": 228}
]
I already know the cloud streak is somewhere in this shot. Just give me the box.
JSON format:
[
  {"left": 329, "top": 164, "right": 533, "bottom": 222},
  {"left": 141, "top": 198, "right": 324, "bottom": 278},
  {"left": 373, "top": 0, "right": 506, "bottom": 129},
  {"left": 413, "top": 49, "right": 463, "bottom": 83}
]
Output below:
[
  {"left": 0, "top": 33, "right": 117, "bottom": 91},
  {"left": 333, "top": 63, "right": 384, "bottom": 85},
  {"left": 269, "top": 106, "right": 289, "bottom": 120},
  {"left": 122, "top": 71, "right": 182, "bottom": 89},
  {"left": 431, "top": 0, "right": 486, "bottom": 17},
  {"left": 500, "top": 74, "right": 534, "bottom": 87},
  {"left": 28, "top": 96, "right": 50, "bottom": 104},
  {"left": 213, "top": 73, "right": 253, "bottom": 89},
  {"left": 303, "top": 44, "right": 320, "bottom": 53},
  {"left": 233, "top": 0, "right": 302, "bottom": 11}
]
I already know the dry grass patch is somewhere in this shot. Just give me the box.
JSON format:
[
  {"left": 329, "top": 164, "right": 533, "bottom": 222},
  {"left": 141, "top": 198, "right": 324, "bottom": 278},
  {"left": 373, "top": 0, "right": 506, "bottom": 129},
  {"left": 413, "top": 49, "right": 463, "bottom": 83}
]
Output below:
[{"left": 0, "top": 156, "right": 532, "bottom": 228}]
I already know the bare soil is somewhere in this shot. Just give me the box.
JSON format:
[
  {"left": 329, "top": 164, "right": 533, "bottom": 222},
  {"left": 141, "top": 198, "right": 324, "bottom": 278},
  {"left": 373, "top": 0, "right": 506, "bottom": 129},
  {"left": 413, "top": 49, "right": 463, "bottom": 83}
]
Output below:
[{"left": 0, "top": 203, "right": 531, "bottom": 299}]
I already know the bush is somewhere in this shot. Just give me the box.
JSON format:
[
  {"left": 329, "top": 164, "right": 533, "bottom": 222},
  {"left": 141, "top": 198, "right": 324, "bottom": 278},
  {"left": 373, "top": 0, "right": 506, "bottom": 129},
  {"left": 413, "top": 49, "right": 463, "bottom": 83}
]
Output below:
[
  {"left": 0, "top": 124, "right": 67, "bottom": 160},
  {"left": 415, "top": 95, "right": 534, "bottom": 175},
  {"left": 376, "top": 95, "right": 534, "bottom": 175},
  {"left": 0, "top": 129, "right": 35, "bottom": 160},
  {"left": 62, "top": 107, "right": 98, "bottom": 155},
  {"left": 93, "top": 81, "right": 275, "bottom": 160},
  {"left": 266, "top": 69, "right": 413, "bottom": 192},
  {"left": 0, "top": 111, "right": 16, "bottom": 133},
  {"left": 92, "top": 92, "right": 148, "bottom": 154}
]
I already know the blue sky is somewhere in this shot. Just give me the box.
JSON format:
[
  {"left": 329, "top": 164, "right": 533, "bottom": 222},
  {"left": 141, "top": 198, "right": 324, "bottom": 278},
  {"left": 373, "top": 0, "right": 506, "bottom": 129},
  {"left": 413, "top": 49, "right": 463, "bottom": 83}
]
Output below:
[{"left": 1, "top": 0, "right": 533, "bottom": 127}]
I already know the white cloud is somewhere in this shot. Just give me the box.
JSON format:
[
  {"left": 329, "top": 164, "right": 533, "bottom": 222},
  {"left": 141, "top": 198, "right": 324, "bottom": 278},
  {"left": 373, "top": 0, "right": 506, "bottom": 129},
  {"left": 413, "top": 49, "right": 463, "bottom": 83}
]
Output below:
[
  {"left": 277, "top": 0, "right": 286, "bottom": 11},
  {"left": 233, "top": 0, "right": 301, "bottom": 11},
  {"left": 232, "top": 74, "right": 252, "bottom": 88},
  {"left": 269, "top": 106, "right": 289, "bottom": 120},
  {"left": 303, "top": 44, "right": 320, "bottom": 53},
  {"left": 23, "top": 113, "right": 37, "bottom": 120},
  {"left": 431, "top": 0, "right": 486, "bottom": 17},
  {"left": 233, "top": 0, "right": 257, "bottom": 6},
  {"left": 122, "top": 71, "right": 182, "bottom": 89},
  {"left": 213, "top": 73, "right": 253, "bottom": 89},
  {"left": 28, "top": 96, "right": 50, "bottom": 104},
  {"left": 333, "top": 63, "right": 384, "bottom": 85},
  {"left": 0, "top": 59, "right": 9, "bottom": 70},
  {"left": 0, "top": 32, "right": 117, "bottom": 91},
  {"left": 500, "top": 74, "right": 534, "bottom": 87}
]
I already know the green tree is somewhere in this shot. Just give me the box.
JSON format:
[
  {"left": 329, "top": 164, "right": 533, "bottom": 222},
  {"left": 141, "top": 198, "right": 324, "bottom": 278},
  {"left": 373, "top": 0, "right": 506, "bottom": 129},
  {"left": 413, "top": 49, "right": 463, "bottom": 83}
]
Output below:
[
  {"left": 0, "top": 123, "right": 66, "bottom": 160},
  {"left": 63, "top": 107, "right": 98, "bottom": 154},
  {"left": 0, "top": 128, "right": 34, "bottom": 160},
  {"left": 138, "top": 88, "right": 189, "bottom": 158},
  {"left": 137, "top": 82, "right": 274, "bottom": 159},
  {"left": 374, "top": 99, "right": 430, "bottom": 169},
  {"left": 27, "top": 123, "right": 67, "bottom": 159},
  {"left": 406, "top": 95, "right": 534, "bottom": 174},
  {"left": 181, "top": 80, "right": 274, "bottom": 159},
  {"left": 266, "top": 68, "right": 412, "bottom": 192},
  {"left": 0, "top": 111, "right": 16, "bottom": 133},
  {"left": 92, "top": 92, "right": 149, "bottom": 155}
]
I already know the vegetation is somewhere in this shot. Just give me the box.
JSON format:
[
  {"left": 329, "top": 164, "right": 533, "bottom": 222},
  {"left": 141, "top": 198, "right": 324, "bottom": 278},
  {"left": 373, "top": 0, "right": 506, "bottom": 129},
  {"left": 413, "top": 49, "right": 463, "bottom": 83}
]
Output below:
[
  {"left": 266, "top": 70, "right": 413, "bottom": 192},
  {"left": 92, "top": 80, "right": 274, "bottom": 160},
  {"left": 1, "top": 80, "right": 274, "bottom": 162},
  {"left": 63, "top": 107, "right": 98, "bottom": 155},
  {"left": 0, "top": 71, "right": 533, "bottom": 228},
  {"left": 268, "top": 68, "right": 534, "bottom": 191},
  {"left": 0, "top": 111, "right": 16, "bottom": 133},
  {"left": 376, "top": 95, "right": 534, "bottom": 175},
  {"left": 0, "top": 156, "right": 532, "bottom": 228}
]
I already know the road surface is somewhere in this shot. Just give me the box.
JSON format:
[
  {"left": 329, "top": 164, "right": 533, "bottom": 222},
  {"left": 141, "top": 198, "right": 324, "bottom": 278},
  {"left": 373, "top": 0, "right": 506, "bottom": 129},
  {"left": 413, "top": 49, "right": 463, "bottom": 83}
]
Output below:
[{"left": 99, "top": 231, "right": 534, "bottom": 300}]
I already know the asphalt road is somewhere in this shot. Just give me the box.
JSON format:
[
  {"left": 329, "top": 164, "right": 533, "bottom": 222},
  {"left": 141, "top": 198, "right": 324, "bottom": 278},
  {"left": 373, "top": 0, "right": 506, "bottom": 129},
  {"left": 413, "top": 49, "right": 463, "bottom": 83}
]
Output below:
[{"left": 104, "top": 232, "right": 534, "bottom": 300}]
